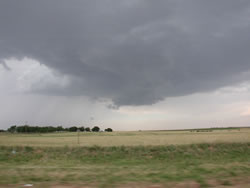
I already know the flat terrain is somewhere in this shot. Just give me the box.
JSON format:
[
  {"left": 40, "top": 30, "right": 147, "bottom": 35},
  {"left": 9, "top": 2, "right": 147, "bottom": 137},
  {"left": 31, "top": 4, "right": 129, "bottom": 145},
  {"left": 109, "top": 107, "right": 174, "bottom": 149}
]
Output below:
[
  {"left": 0, "top": 128, "right": 249, "bottom": 188},
  {"left": 0, "top": 128, "right": 249, "bottom": 147}
]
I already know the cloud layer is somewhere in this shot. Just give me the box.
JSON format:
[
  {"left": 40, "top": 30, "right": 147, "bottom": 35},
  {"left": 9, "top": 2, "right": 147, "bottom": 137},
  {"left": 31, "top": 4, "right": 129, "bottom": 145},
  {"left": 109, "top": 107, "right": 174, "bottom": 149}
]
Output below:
[{"left": 1, "top": 0, "right": 250, "bottom": 107}]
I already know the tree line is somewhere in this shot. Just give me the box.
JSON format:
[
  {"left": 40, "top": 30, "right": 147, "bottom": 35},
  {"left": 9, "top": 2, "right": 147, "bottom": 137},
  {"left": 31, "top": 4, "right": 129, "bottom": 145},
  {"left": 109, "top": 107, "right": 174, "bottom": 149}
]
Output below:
[{"left": 6, "top": 125, "right": 113, "bottom": 133}]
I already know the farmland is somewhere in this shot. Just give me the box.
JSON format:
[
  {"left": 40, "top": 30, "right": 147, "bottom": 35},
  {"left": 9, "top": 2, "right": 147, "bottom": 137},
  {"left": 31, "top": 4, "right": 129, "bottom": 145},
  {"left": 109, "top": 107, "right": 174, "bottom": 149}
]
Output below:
[
  {"left": 0, "top": 128, "right": 250, "bottom": 187},
  {"left": 0, "top": 128, "right": 249, "bottom": 147}
]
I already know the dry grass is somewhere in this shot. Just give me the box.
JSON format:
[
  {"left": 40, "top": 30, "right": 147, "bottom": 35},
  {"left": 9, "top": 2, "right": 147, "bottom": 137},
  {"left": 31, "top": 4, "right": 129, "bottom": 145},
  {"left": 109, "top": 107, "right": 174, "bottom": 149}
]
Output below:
[{"left": 0, "top": 128, "right": 249, "bottom": 147}]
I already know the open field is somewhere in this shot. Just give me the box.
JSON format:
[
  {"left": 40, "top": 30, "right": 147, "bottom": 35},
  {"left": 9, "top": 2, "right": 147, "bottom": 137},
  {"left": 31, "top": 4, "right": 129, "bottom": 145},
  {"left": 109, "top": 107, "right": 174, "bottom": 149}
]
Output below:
[
  {"left": 0, "top": 128, "right": 249, "bottom": 147},
  {"left": 0, "top": 128, "right": 250, "bottom": 187}
]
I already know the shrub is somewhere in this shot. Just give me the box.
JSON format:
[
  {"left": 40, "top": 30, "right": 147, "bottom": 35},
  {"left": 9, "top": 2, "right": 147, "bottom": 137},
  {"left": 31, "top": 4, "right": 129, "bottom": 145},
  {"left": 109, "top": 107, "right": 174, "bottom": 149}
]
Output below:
[
  {"left": 79, "top": 126, "right": 85, "bottom": 132},
  {"left": 69, "top": 126, "right": 78, "bottom": 132},
  {"left": 105, "top": 128, "right": 113, "bottom": 132},
  {"left": 85, "top": 127, "right": 91, "bottom": 132},
  {"left": 91, "top": 126, "right": 100, "bottom": 132}
]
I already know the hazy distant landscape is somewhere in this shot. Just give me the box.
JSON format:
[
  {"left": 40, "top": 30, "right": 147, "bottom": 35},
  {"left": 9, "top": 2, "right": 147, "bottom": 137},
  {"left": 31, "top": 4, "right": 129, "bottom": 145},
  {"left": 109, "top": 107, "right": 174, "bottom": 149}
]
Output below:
[{"left": 0, "top": 128, "right": 249, "bottom": 187}]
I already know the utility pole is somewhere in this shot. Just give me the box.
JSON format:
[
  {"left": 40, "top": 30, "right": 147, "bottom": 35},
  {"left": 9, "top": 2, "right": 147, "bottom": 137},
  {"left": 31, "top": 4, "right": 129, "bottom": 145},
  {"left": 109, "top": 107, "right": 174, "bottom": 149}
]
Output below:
[{"left": 77, "top": 128, "right": 80, "bottom": 145}]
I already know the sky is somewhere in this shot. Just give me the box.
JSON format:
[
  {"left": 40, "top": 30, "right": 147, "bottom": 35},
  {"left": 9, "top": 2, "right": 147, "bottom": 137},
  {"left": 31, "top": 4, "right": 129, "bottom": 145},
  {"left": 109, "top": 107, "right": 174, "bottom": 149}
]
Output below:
[{"left": 0, "top": 0, "right": 250, "bottom": 130}]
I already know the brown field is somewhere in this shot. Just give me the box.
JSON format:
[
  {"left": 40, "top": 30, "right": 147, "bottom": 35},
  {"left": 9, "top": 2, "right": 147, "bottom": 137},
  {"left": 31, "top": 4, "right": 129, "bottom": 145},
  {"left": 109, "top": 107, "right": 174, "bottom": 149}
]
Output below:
[{"left": 0, "top": 128, "right": 249, "bottom": 147}]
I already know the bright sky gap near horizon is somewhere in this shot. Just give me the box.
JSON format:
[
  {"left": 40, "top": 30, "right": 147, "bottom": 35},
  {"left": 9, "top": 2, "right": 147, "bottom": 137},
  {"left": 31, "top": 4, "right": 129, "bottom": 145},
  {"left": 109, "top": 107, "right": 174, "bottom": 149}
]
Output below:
[{"left": 0, "top": 0, "right": 250, "bottom": 130}]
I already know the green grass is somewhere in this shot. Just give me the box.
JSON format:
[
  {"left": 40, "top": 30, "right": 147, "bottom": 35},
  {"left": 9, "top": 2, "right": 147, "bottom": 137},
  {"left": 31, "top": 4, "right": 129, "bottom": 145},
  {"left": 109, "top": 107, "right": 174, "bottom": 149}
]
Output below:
[
  {"left": 0, "top": 129, "right": 249, "bottom": 187},
  {"left": 0, "top": 143, "right": 249, "bottom": 187}
]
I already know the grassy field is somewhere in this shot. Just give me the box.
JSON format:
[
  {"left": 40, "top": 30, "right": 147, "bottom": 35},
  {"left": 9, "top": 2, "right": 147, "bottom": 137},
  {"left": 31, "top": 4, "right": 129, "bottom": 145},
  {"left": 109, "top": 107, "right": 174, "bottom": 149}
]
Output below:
[
  {"left": 0, "top": 128, "right": 250, "bottom": 187},
  {"left": 0, "top": 128, "right": 249, "bottom": 147}
]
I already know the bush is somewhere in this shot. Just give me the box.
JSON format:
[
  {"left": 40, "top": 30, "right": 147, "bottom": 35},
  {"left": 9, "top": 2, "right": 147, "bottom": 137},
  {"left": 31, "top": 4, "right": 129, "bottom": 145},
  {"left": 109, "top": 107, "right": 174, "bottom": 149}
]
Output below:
[
  {"left": 79, "top": 126, "right": 85, "bottom": 132},
  {"left": 105, "top": 128, "right": 113, "bottom": 132},
  {"left": 8, "top": 125, "right": 17, "bottom": 133},
  {"left": 69, "top": 126, "right": 78, "bottom": 132},
  {"left": 92, "top": 126, "right": 100, "bottom": 132},
  {"left": 85, "top": 127, "right": 91, "bottom": 132}
]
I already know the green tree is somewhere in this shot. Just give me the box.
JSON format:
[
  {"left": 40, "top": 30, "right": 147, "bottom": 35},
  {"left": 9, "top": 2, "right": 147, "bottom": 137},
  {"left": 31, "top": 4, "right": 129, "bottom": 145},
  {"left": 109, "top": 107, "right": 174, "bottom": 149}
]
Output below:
[
  {"left": 8, "top": 125, "right": 17, "bottom": 133},
  {"left": 79, "top": 126, "right": 85, "bottom": 132},
  {"left": 56, "top": 126, "right": 64, "bottom": 132},
  {"left": 105, "top": 128, "right": 113, "bottom": 132},
  {"left": 92, "top": 126, "right": 100, "bottom": 132},
  {"left": 69, "top": 126, "right": 78, "bottom": 132},
  {"left": 85, "top": 127, "right": 91, "bottom": 132}
]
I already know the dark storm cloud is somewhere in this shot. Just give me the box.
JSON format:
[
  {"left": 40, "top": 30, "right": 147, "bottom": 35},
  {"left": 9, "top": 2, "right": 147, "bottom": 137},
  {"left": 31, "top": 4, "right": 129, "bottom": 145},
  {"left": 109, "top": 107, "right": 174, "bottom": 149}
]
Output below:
[{"left": 1, "top": 0, "right": 250, "bottom": 107}]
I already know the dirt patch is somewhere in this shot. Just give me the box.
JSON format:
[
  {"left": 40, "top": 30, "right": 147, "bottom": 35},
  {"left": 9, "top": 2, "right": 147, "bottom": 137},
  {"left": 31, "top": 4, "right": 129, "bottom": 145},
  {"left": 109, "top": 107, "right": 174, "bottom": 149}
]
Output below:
[
  {"left": 173, "top": 181, "right": 200, "bottom": 188},
  {"left": 208, "top": 176, "right": 250, "bottom": 188},
  {"left": 213, "top": 183, "right": 250, "bottom": 188},
  {"left": 118, "top": 183, "right": 165, "bottom": 188},
  {"left": 0, "top": 184, "right": 92, "bottom": 188},
  {"left": 117, "top": 181, "right": 200, "bottom": 188},
  {"left": 50, "top": 186, "right": 90, "bottom": 188},
  {"left": 1, "top": 177, "right": 250, "bottom": 188}
]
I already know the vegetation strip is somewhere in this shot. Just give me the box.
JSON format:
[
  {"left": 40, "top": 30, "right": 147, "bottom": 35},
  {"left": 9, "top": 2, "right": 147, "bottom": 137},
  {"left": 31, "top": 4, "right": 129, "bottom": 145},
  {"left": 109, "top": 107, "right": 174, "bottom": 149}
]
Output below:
[{"left": 0, "top": 143, "right": 249, "bottom": 187}]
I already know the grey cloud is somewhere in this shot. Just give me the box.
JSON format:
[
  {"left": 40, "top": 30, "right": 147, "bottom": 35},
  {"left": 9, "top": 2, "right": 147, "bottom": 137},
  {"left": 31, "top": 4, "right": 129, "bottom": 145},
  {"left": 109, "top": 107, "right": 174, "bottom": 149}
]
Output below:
[
  {"left": 0, "top": 61, "right": 11, "bottom": 71},
  {"left": 1, "top": 0, "right": 250, "bottom": 107}
]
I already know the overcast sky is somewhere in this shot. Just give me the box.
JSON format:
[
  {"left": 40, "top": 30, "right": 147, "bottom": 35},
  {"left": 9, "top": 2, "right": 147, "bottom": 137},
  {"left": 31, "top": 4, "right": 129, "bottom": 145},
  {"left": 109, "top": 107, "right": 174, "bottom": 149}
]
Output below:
[{"left": 1, "top": 0, "right": 250, "bottom": 130}]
